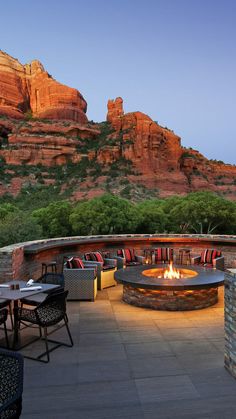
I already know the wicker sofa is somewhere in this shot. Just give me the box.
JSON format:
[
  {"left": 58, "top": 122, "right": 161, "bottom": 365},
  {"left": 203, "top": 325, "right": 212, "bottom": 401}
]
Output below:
[
  {"left": 83, "top": 252, "right": 117, "bottom": 290},
  {"left": 191, "top": 249, "right": 224, "bottom": 271},
  {"left": 115, "top": 248, "right": 145, "bottom": 269},
  {"left": 63, "top": 257, "right": 97, "bottom": 300}
]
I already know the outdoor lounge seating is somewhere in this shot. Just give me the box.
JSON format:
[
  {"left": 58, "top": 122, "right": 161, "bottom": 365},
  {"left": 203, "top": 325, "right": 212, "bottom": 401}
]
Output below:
[
  {"left": 0, "top": 298, "right": 13, "bottom": 331},
  {"left": 153, "top": 247, "right": 174, "bottom": 264},
  {"left": 83, "top": 252, "right": 117, "bottom": 290},
  {"left": 63, "top": 257, "right": 97, "bottom": 299},
  {"left": 0, "top": 348, "right": 24, "bottom": 418},
  {"left": 192, "top": 249, "right": 224, "bottom": 270},
  {"left": 0, "top": 308, "right": 9, "bottom": 348},
  {"left": 115, "top": 249, "right": 145, "bottom": 269},
  {"left": 20, "top": 273, "right": 65, "bottom": 307},
  {"left": 17, "top": 290, "right": 73, "bottom": 363}
]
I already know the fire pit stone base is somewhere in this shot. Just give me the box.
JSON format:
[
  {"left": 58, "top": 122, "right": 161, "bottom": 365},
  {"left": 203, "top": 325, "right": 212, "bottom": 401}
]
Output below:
[{"left": 123, "top": 285, "right": 218, "bottom": 311}]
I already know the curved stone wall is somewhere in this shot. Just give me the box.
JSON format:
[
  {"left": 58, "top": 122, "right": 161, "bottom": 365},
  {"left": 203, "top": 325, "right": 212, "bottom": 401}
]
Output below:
[{"left": 0, "top": 234, "right": 236, "bottom": 282}]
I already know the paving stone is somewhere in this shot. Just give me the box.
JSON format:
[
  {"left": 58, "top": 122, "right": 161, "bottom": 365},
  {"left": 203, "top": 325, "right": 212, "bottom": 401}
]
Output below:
[{"left": 135, "top": 375, "right": 199, "bottom": 403}]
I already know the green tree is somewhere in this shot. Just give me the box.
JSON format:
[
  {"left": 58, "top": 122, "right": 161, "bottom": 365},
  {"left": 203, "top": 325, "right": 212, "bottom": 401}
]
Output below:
[
  {"left": 32, "top": 201, "right": 72, "bottom": 238},
  {"left": 70, "top": 194, "right": 140, "bottom": 235},
  {"left": 0, "top": 203, "right": 19, "bottom": 220},
  {"left": 168, "top": 192, "right": 236, "bottom": 234},
  {"left": 136, "top": 200, "right": 167, "bottom": 233},
  {"left": 0, "top": 212, "right": 43, "bottom": 247}
]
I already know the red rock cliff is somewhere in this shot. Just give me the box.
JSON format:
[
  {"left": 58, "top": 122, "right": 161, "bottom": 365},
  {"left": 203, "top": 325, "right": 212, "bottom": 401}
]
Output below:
[{"left": 0, "top": 50, "right": 87, "bottom": 123}]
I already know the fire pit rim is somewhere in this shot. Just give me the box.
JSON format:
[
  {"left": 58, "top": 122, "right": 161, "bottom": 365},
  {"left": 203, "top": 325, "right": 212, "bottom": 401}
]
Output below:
[{"left": 114, "top": 264, "right": 224, "bottom": 291}]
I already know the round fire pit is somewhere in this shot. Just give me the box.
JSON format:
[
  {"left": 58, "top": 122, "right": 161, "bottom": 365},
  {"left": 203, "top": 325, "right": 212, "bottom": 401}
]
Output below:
[{"left": 114, "top": 264, "right": 224, "bottom": 311}]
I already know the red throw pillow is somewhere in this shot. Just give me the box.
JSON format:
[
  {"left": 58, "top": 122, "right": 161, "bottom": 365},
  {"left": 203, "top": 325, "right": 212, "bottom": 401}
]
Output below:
[
  {"left": 93, "top": 252, "right": 104, "bottom": 263},
  {"left": 72, "top": 257, "right": 84, "bottom": 269},
  {"left": 66, "top": 257, "right": 74, "bottom": 269},
  {"left": 201, "top": 249, "right": 221, "bottom": 264}
]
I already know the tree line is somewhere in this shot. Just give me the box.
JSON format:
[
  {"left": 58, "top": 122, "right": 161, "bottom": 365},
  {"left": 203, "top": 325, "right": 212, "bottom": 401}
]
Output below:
[{"left": 0, "top": 191, "right": 236, "bottom": 247}]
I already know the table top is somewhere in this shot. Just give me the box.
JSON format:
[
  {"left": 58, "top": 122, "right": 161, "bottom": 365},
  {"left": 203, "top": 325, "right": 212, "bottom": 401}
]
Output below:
[
  {"left": 0, "top": 280, "right": 59, "bottom": 301},
  {"left": 114, "top": 264, "right": 225, "bottom": 291}
]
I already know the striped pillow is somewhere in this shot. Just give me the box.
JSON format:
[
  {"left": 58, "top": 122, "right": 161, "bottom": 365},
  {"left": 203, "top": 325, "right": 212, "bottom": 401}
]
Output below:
[
  {"left": 66, "top": 257, "right": 74, "bottom": 269},
  {"left": 200, "top": 249, "right": 221, "bottom": 265},
  {"left": 118, "top": 249, "right": 136, "bottom": 263},
  {"left": 66, "top": 257, "right": 84, "bottom": 269},
  {"left": 72, "top": 257, "right": 84, "bottom": 269},
  {"left": 84, "top": 252, "right": 104, "bottom": 264},
  {"left": 155, "top": 248, "right": 173, "bottom": 262}
]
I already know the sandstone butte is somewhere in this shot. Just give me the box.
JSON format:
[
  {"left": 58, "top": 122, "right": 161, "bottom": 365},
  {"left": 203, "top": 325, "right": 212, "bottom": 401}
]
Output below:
[{"left": 0, "top": 50, "right": 236, "bottom": 200}]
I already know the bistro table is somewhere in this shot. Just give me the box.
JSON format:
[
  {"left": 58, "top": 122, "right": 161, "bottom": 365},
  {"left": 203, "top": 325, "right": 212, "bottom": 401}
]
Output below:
[{"left": 0, "top": 280, "right": 59, "bottom": 349}]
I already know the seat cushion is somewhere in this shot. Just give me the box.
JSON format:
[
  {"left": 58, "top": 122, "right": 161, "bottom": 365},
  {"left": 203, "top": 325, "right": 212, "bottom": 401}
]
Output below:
[{"left": 103, "top": 264, "right": 116, "bottom": 271}]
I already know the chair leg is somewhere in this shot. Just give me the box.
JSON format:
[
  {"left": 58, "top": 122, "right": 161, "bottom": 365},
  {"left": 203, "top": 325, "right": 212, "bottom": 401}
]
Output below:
[
  {"left": 8, "top": 302, "right": 13, "bottom": 331},
  {"left": 4, "top": 321, "right": 9, "bottom": 349},
  {"left": 43, "top": 327, "right": 50, "bottom": 363},
  {"left": 64, "top": 316, "right": 74, "bottom": 346}
]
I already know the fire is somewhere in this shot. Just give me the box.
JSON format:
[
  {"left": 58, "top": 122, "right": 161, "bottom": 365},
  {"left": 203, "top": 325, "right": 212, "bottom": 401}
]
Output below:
[{"left": 163, "top": 262, "right": 181, "bottom": 279}]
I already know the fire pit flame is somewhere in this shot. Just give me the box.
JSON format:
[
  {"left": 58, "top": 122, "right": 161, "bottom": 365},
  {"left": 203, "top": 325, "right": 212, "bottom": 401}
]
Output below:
[{"left": 163, "top": 262, "right": 180, "bottom": 279}]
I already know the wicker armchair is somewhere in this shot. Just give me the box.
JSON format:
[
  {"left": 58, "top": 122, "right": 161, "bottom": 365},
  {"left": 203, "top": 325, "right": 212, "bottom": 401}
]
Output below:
[
  {"left": 0, "top": 349, "right": 24, "bottom": 418},
  {"left": 0, "top": 308, "right": 9, "bottom": 349},
  {"left": 115, "top": 249, "right": 145, "bottom": 269},
  {"left": 17, "top": 290, "right": 73, "bottom": 363},
  {"left": 63, "top": 257, "right": 97, "bottom": 300},
  {"left": 192, "top": 249, "right": 224, "bottom": 270},
  {"left": 83, "top": 252, "right": 117, "bottom": 290}
]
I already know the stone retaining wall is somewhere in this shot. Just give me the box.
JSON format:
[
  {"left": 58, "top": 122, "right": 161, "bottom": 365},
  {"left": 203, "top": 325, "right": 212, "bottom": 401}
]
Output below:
[
  {"left": 225, "top": 269, "right": 236, "bottom": 377},
  {"left": 0, "top": 234, "right": 236, "bottom": 282}
]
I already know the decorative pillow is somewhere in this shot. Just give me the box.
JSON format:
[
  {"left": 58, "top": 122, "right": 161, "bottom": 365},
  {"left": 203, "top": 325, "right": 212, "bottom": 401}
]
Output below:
[
  {"left": 66, "top": 257, "right": 84, "bottom": 269},
  {"left": 118, "top": 249, "right": 136, "bottom": 263},
  {"left": 66, "top": 257, "right": 74, "bottom": 269},
  {"left": 200, "top": 249, "right": 222, "bottom": 264},
  {"left": 72, "top": 257, "right": 84, "bottom": 269},
  {"left": 155, "top": 248, "right": 173, "bottom": 262},
  {"left": 84, "top": 252, "right": 104, "bottom": 264}
]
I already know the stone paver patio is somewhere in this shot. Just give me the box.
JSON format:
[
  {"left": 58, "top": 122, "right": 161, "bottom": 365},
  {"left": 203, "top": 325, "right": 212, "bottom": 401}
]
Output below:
[{"left": 19, "top": 285, "right": 236, "bottom": 419}]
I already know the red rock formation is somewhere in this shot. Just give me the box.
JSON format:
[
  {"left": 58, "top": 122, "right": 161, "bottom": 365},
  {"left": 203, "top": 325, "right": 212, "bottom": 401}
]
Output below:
[
  {"left": 106, "top": 97, "right": 236, "bottom": 198},
  {"left": 0, "top": 50, "right": 236, "bottom": 201},
  {"left": 0, "top": 119, "right": 100, "bottom": 166},
  {"left": 0, "top": 51, "right": 87, "bottom": 123}
]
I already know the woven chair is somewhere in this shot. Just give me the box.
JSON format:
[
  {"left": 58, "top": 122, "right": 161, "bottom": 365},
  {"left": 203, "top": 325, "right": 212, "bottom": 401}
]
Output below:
[
  {"left": 20, "top": 273, "right": 64, "bottom": 307},
  {"left": 115, "top": 249, "right": 145, "bottom": 269},
  {"left": 17, "top": 290, "right": 73, "bottom": 363},
  {"left": 192, "top": 249, "right": 224, "bottom": 270},
  {"left": 83, "top": 252, "right": 117, "bottom": 290},
  {"left": 0, "top": 348, "right": 24, "bottom": 419},
  {"left": 0, "top": 299, "right": 13, "bottom": 331},
  {"left": 0, "top": 308, "right": 9, "bottom": 349},
  {"left": 63, "top": 257, "right": 97, "bottom": 300}
]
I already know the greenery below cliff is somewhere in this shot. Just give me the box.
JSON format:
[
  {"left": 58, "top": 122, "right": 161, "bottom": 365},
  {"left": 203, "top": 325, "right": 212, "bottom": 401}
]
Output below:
[{"left": 0, "top": 190, "right": 235, "bottom": 248}]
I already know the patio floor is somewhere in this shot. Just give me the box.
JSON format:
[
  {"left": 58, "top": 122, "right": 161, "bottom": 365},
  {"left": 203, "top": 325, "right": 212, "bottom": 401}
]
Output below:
[{"left": 20, "top": 284, "right": 236, "bottom": 419}]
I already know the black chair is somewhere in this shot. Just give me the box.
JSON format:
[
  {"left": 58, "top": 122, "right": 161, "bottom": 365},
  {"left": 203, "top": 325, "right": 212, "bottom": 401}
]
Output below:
[
  {"left": 0, "top": 299, "right": 13, "bottom": 330},
  {"left": 17, "top": 290, "right": 73, "bottom": 363},
  {"left": 0, "top": 348, "right": 24, "bottom": 419},
  {"left": 20, "top": 273, "right": 64, "bottom": 307},
  {"left": 0, "top": 308, "right": 9, "bottom": 349}
]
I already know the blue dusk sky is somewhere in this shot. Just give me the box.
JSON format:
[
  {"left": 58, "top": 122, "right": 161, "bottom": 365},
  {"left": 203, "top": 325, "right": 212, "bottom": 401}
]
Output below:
[{"left": 1, "top": 0, "right": 235, "bottom": 164}]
